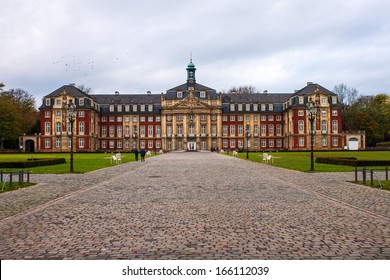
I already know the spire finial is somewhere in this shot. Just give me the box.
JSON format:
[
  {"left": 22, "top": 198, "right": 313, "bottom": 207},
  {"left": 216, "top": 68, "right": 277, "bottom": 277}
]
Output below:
[{"left": 190, "top": 51, "right": 192, "bottom": 62}]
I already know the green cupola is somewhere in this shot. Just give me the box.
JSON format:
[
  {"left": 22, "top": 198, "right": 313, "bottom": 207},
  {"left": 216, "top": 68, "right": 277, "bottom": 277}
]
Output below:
[{"left": 186, "top": 55, "right": 196, "bottom": 84}]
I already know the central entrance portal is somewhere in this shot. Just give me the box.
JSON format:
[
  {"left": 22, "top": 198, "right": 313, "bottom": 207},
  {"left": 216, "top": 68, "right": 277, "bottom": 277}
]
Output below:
[{"left": 187, "top": 141, "right": 197, "bottom": 151}]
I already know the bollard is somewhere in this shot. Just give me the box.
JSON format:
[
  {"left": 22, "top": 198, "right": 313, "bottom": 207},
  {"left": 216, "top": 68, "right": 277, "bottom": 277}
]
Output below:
[
  {"left": 9, "top": 173, "right": 13, "bottom": 187},
  {"left": 27, "top": 171, "right": 30, "bottom": 183},
  {"left": 0, "top": 170, "right": 2, "bottom": 182},
  {"left": 370, "top": 170, "right": 374, "bottom": 187},
  {"left": 386, "top": 166, "right": 389, "bottom": 181},
  {"left": 362, "top": 167, "right": 366, "bottom": 184},
  {"left": 354, "top": 167, "right": 358, "bottom": 182}
]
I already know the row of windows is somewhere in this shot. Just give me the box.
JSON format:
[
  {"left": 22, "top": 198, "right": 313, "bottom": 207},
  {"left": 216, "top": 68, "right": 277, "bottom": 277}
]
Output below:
[
  {"left": 223, "top": 124, "right": 282, "bottom": 136},
  {"left": 101, "top": 116, "right": 161, "bottom": 123},
  {"left": 166, "top": 114, "right": 218, "bottom": 122},
  {"left": 223, "top": 115, "right": 282, "bottom": 122},
  {"left": 222, "top": 139, "right": 283, "bottom": 148},
  {"left": 297, "top": 110, "right": 338, "bottom": 117},
  {"left": 101, "top": 125, "right": 161, "bottom": 137},
  {"left": 297, "top": 120, "right": 338, "bottom": 132},
  {"left": 297, "top": 137, "right": 339, "bottom": 147},
  {"left": 109, "top": 104, "right": 154, "bottom": 112},
  {"left": 229, "top": 103, "right": 274, "bottom": 112}
]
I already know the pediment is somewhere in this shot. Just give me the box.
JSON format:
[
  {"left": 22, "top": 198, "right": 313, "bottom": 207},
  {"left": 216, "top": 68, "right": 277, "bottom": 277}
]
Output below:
[{"left": 173, "top": 93, "right": 211, "bottom": 109}]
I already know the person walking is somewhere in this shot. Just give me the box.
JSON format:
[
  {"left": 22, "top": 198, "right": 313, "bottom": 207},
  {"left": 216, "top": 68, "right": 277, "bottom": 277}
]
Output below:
[
  {"left": 140, "top": 148, "right": 146, "bottom": 162},
  {"left": 134, "top": 148, "right": 139, "bottom": 161}
]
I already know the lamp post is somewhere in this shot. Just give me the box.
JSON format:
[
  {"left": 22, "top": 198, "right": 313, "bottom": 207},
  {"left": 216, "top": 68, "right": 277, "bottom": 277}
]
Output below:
[
  {"left": 64, "top": 100, "right": 76, "bottom": 173},
  {"left": 306, "top": 98, "right": 317, "bottom": 172},
  {"left": 246, "top": 124, "right": 250, "bottom": 159},
  {"left": 133, "top": 125, "right": 138, "bottom": 150}
]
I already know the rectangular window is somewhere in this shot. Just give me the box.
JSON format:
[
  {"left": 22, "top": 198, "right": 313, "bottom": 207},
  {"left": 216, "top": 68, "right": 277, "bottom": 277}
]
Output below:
[
  {"left": 277, "top": 139, "right": 282, "bottom": 147},
  {"left": 133, "top": 116, "right": 138, "bottom": 122},
  {"left": 238, "top": 125, "right": 243, "bottom": 135},
  {"left": 269, "top": 139, "right": 274, "bottom": 147},
  {"left": 269, "top": 104, "right": 273, "bottom": 111},
  {"left": 148, "top": 116, "right": 153, "bottom": 122},
  {"left": 200, "top": 91, "right": 206, "bottom": 98},
  {"left": 45, "top": 98, "right": 50, "bottom": 106},
  {"left": 223, "top": 139, "right": 228, "bottom": 148},
  {"left": 102, "top": 116, "right": 107, "bottom": 122},
  {"left": 79, "top": 111, "right": 85, "bottom": 117},
  {"left": 261, "top": 104, "right": 266, "bottom": 111},
  {"left": 125, "top": 105, "right": 130, "bottom": 112},
  {"left": 230, "top": 139, "right": 236, "bottom": 148},
  {"left": 261, "top": 125, "right": 266, "bottom": 135},
  {"left": 117, "top": 105, "right": 122, "bottom": 112},
  {"left": 45, "top": 138, "right": 51, "bottom": 148},
  {"left": 102, "top": 140, "right": 107, "bottom": 149},
  {"left": 102, "top": 126, "right": 107, "bottom": 136},
  {"left": 276, "top": 115, "right": 282, "bottom": 121},
  {"left": 254, "top": 125, "right": 258, "bottom": 135},
  {"left": 110, "top": 105, "right": 114, "bottom": 112},
  {"left": 261, "top": 139, "right": 266, "bottom": 147},
  {"left": 200, "top": 114, "right": 206, "bottom": 121},
  {"left": 45, "top": 122, "right": 51, "bottom": 134},
  {"left": 322, "top": 110, "right": 326, "bottom": 117},
  {"left": 298, "top": 110, "right": 304, "bottom": 116},
  {"left": 238, "top": 139, "right": 243, "bottom": 148},
  {"left": 332, "top": 120, "right": 338, "bottom": 132},
  {"left": 254, "top": 139, "right": 259, "bottom": 147},
  {"left": 177, "top": 91, "right": 183, "bottom": 98},
  {"left": 177, "top": 114, "right": 182, "bottom": 121},
  {"left": 332, "top": 96, "right": 337, "bottom": 104},
  {"left": 79, "top": 122, "right": 85, "bottom": 134},
  {"left": 125, "top": 140, "right": 130, "bottom": 149},
  {"left": 140, "top": 125, "right": 145, "bottom": 136},
  {"left": 299, "top": 97, "right": 304, "bottom": 104},
  {"left": 321, "top": 97, "right": 327, "bottom": 104},
  {"left": 223, "top": 125, "right": 227, "bottom": 135},
  {"left": 148, "top": 125, "right": 153, "bottom": 136},
  {"left": 148, "top": 104, "right": 153, "bottom": 112},
  {"left": 140, "top": 140, "right": 145, "bottom": 149},
  {"left": 125, "top": 116, "right": 130, "bottom": 122},
  {"left": 230, "top": 104, "right": 235, "bottom": 111},
  {"left": 253, "top": 104, "right": 258, "bottom": 111},
  {"left": 298, "top": 120, "right": 304, "bottom": 132},
  {"left": 268, "top": 115, "right": 274, "bottom": 121},
  {"left": 246, "top": 104, "right": 251, "bottom": 111},
  {"left": 332, "top": 137, "right": 338, "bottom": 147},
  {"left": 261, "top": 115, "right": 266, "bottom": 121},
  {"left": 332, "top": 110, "right": 338, "bottom": 116},
  {"left": 299, "top": 137, "right": 305, "bottom": 147},
  {"left": 223, "top": 116, "right": 227, "bottom": 121},
  {"left": 79, "top": 138, "right": 84, "bottom": 148},
  {"left": 276, "top": 124, "right": 282, "bottom": 135},
  {"left": 45, "top": 111, "right": 51, "bottom": 118},
  {"left": 117, "top": 140, "right": 122, "bottom": 149},
  {"left": 269, "top": 124, "right": 274, "bottom": 135},
  {"left": 109, "top": 116, "right": 115, "bottom": 122},
  {"left": 140, "top": 105, "right": 145, "bottom": 112},
  {"left": 156, "top": 125, "right": 161, "bottom": 135},
  {"left": 211, "top": 114, "right": 217, "bottom": 121},
  {"left": 156, "top": 140, "right": 161, "bottom": 149},
  {"left": 109, "top": 126, "right": 115, "bottom": 136},
  {"left": 117, "top": 117, "right": 122, "bottom": 122},
  {"left": 238, "top": 104, "right": 243, "bottom": 111},
  {"left": 140, "top": 116, "right": 145, "bottom": 122},
  {"left": 230, "top": 125, "right": 235, "bottom": 136},
  {"left": 238, "top": 116, "right": 243, "bottom": 121},
  {"left": 117, "top": 126, "right": 122, "bottom": 137},
  {"left": 201, "top": 125, "right": 206, "bottom": 135},
  {"left": 230, "top": 115, "right": 235, "bottom": 121},
  {"left": 322, "top": 137, "right": 327, "bottom": 147},
  {"left": 133, "top": 105, "right": 138, "bottom": 112},
  {"left": 56, "top": 138, "right": 61, "bottom": 148},
  {"left": 148, "top": 140, "right": 153, "bottom": 149}
]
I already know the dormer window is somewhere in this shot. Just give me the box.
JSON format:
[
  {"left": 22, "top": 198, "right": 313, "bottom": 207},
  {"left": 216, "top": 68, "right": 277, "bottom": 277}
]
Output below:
[
  {"left": 109, "top": 105, "right": 114, "bottom": 112},
  {"left": 177, "top": 91, "right": 183, "bottom": 98},
  {"left": 79, "top": 98, "right": 84, "bottom": 106},
  {"left": 45, "top": 98, "right": 51, "bottom": 106},
  {"left": 200, "top": 91, "right": 206, "bottom": 98}
]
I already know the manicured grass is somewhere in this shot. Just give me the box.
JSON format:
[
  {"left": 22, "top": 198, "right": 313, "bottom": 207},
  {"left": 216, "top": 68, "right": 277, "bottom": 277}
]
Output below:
[
  {"left": 229, "top": 151, "right": 390, "bottom": 172},
  {"left": 0, "top": 152, "right": 139, "bottom": 174},
  {"left": 1, "top": 182, "right": 35, "bottom": 192},
  {"left": 355, "top": 180, "right": 390, "bottom": 191}
]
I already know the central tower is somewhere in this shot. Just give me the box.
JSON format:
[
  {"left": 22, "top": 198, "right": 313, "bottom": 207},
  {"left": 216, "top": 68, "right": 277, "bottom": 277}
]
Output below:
[{"left": 186, "top": 54, "right": 196, "bottom": 84}]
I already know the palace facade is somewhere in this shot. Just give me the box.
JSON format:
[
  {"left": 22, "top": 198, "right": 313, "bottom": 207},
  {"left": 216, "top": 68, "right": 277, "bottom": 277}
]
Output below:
[{"left": 32, "top": 59, "right": 365, "bottom": 152}]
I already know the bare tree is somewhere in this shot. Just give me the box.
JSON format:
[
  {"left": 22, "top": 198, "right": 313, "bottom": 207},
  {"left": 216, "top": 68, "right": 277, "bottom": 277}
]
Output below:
[
  {"left": 223, "top": 85, "right": 257, "bottom": 94},
  {"left": 333, "top": 83, "right": 359, "bottom": 107},
  {"left": 77, "top": 84, "right": 92, "bottom": 93}
]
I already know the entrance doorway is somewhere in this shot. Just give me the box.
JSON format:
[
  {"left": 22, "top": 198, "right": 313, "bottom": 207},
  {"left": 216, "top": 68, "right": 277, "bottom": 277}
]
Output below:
[
  {"left": 25, "top": 140, "right": 35, "bottom": 152},
  {"left": 187, "top": 141, "right": 197, "bottom": 151}
]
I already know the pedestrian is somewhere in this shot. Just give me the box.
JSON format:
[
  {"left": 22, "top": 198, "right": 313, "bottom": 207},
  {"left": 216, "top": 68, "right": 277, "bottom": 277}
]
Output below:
[
  {"left": 134, "top": 148, "right": 139, "bottom": 161},
  {"left": 140, "top": 148, "right": 146, "bottom": 162}
]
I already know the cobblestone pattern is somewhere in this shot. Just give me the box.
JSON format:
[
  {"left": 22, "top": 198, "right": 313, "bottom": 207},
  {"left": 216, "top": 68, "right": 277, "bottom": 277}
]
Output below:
[{"left": 0, "top": 152, "right": 389, "bottom": 259}]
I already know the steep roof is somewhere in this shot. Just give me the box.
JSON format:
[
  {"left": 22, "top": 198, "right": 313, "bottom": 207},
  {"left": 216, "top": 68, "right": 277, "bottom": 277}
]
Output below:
[
  {"left": 294, "top": 83, "right": 336, "bottom": 96},
  {"left": 222, "top": 93, "right": 293, "bottom": 103}
]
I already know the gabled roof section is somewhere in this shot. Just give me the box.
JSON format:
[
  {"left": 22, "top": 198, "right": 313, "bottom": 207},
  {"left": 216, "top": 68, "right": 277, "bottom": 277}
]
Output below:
[
  {"left": 169, "top": 92, "right": 213, "bottom": 109},
  {"left": 45, "top": 85, "right": 92, "bottom": 99},
  {"left": 167, "top": 82, "right": 215, "bottom": 92},
  {"left": 294, "top": 83, "right": 336, "bottom": 96}
]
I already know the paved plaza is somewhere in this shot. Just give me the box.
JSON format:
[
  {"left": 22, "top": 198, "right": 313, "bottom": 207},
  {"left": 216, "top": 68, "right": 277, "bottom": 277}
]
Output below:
[{"left": 0, "top": 152, "right": 389, "bottom": 259}]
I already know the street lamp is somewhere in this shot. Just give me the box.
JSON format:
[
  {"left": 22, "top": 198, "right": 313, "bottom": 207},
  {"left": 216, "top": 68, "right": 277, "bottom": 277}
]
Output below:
[
  {"left": 133, "top": 125, "right": 138, "bottom": 150},
  {"left": 64, "top": 100, "right": 76, "bottom": 173},
  {"left": 306, "top": 98, "right": 318, "bottom": 172},
  {"left": 246, "top": 124, "right": 250, "bottom": 159}
]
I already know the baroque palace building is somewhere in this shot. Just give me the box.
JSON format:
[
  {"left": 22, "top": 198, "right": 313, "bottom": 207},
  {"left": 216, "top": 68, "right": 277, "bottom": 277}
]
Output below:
[{"left": 32, "top": 59, "right": 365, "bottom": 153}]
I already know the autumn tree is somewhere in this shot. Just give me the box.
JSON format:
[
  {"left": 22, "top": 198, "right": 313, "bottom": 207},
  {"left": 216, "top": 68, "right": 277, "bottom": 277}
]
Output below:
[{"left": 0, "top": 86, "right": 38, "bottom": 149}]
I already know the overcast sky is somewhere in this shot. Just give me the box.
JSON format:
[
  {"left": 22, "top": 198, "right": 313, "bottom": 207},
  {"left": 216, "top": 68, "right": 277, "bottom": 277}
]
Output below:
[{"left": 1, "top": 0, "right": 389, "bottom": 104}]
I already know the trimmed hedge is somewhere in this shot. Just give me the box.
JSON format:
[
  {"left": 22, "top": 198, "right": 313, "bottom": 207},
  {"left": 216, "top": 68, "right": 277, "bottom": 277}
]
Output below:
[
  {"left": 377, "top": 142, "right": 390, "bottom": 147},
  {"left": 0, "top": 158, "right": 66, "bottom": 168},
  {"left": 315, "top": 157, "right": 390, "bottom": 166}
]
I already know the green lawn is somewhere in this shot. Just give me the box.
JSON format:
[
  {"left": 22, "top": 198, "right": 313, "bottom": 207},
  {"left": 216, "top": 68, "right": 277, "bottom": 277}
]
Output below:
[
  {"left": 230, "top": 151, "right": 390, "bottom": 172},
  {"left": 0, "top": 152, "right": 139, "bottom": 174}
]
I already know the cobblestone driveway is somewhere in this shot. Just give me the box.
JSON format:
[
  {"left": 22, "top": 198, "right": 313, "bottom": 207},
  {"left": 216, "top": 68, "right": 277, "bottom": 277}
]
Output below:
[{"left": 0, "top": 152, "right": 389, "bottom": 259}]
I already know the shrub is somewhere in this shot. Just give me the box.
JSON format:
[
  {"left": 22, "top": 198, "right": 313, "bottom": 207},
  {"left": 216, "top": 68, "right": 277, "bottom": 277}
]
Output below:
[
  {"left": 315, "top": 157, "right": 390, "bottom": 166},
  {"left": 0, "top": 158, "right": 66, "bottom": 168}
]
